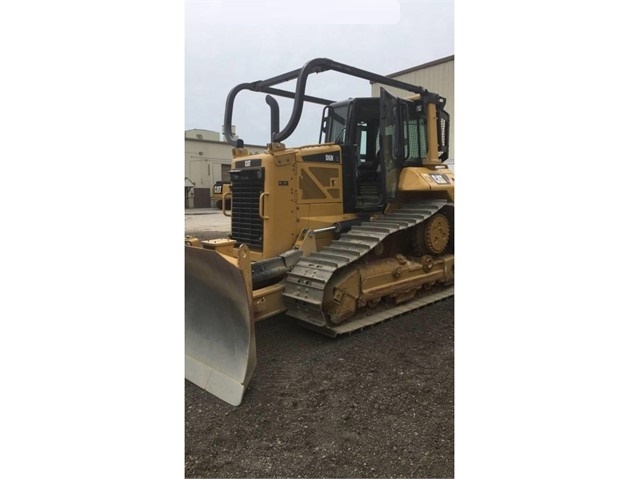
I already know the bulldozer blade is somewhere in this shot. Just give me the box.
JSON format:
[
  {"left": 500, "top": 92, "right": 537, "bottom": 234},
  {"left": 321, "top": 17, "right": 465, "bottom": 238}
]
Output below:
[{"left": 185, "top": 245, "right": 256, "bottom": 406}]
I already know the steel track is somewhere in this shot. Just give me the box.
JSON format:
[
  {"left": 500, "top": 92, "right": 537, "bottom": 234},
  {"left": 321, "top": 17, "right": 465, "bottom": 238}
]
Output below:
[
  {"left": 282, "top": 199, "right": 452, "bottom": 334},
  {"left": 297, "top": 285, "right": 454, "bottom": 337}
]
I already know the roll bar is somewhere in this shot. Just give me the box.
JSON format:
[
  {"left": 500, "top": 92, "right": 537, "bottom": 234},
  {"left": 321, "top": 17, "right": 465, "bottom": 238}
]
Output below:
[{"left": 223, "top": 57, "right": 440, "bottom": 146}]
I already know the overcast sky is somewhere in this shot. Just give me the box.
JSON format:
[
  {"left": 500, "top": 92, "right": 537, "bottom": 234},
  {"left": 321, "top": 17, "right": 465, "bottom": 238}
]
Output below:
[{"left": 185, "top": 0, "right": 453, "bottom": 146}]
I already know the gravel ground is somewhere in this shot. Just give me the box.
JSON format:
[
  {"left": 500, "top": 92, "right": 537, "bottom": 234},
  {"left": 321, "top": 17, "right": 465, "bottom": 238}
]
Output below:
[{"left": 185, "top": 226, "right": 454, "bottom": 478}]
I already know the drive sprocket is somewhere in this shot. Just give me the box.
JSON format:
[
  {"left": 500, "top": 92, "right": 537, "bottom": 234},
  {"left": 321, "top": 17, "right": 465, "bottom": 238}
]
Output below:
[{"left": 413, "top": 213, "right": 450, "bottom": 255}]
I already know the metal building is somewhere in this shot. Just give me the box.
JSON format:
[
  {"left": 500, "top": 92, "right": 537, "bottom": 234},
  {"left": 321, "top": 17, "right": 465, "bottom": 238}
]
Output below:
[
  {"left": 185, "top": 129, "right": 264, "bottom": 208},
  {"left": 371, "top": 55, "right": 454, "bottom": 162}
]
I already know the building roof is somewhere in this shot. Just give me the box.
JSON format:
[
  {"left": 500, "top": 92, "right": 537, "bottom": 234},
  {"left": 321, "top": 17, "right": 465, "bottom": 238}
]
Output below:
[
  {"left": 185, "top": 129, "right": 264, "bottom": 149},
  {"left": 185, "top": 129, "right": 221, "bottom": 141}
]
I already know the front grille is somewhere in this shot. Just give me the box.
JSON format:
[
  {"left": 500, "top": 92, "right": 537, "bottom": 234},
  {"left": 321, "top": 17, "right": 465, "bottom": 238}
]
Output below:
[{"left": 230, "top": 167, "right": 264, "bottom": 249}]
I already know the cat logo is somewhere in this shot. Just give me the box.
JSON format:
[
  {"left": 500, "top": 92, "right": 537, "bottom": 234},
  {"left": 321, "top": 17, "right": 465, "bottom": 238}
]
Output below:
[
  {"left": 325, "top": 154, "right": 335, "bottom": 162},
  {"left": 429, "top": 174, "right": 449, "bottom": 184}
]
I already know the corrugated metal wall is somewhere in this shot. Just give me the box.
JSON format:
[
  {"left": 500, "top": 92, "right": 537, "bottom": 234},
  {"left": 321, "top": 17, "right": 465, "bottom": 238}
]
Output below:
[{"left": 371, "top": 58, "right": 454, "bottom": 161}]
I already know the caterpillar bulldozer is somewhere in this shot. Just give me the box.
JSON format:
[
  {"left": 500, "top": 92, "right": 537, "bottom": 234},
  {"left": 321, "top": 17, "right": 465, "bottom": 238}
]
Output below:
[
  {"left": 185, "top": 58, "right": 454, "bottom": 406},
  {"left": 212, "top": 181, "right": 231, "bottom": 210}
]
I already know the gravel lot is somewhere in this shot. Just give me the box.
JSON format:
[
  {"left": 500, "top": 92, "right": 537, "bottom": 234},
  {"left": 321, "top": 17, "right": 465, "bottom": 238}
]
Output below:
[{"left": 185, "top": 213, "right": 454, "bottom": 478}]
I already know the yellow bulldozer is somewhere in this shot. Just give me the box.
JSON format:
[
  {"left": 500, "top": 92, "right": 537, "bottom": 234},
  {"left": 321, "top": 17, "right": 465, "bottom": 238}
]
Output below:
[
  {"left": 185, "top": 58, "right": 454, "bottom": 406},
  {"left": 211, "top": 181, "right": 231, "bottom": 210}
]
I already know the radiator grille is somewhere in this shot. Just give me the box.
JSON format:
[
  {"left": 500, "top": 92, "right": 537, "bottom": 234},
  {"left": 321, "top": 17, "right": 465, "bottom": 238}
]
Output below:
[{"left": 230, "top": 167, "right": 264, "bottom": 249}]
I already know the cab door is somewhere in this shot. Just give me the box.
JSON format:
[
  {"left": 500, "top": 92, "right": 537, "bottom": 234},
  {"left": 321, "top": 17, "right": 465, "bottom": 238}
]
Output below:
[{"left": 379, "top": 88, "right": 411, "bottom": 203}]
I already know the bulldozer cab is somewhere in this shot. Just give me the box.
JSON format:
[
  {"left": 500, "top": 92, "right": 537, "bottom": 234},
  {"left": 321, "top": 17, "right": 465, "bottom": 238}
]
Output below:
[{"left": 320, "top": 88, "right": 439, "bottom": 211}]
